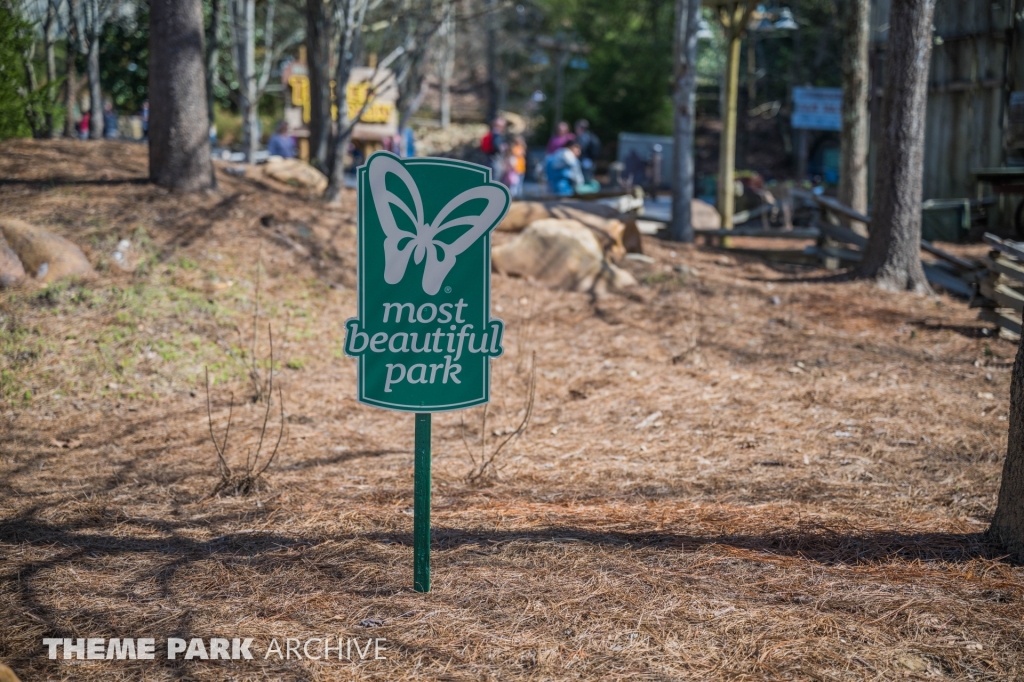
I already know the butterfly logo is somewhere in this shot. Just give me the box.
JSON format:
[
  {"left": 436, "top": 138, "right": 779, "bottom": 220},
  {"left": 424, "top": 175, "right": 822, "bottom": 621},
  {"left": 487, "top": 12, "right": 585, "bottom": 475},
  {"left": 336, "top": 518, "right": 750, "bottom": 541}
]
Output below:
[{"left": 368, "top": 153, "right": 509, "bottom": 295}]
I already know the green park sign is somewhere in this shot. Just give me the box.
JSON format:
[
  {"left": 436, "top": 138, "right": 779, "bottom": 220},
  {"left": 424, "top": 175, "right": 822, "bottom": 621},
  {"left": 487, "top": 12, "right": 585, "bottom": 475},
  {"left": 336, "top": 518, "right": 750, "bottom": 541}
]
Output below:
[
  {"left": 345, "top": 152, "right": 510, "bottom": 411},
  {"left": 344, "top": 151, "right": 510, "bottom": 591}
]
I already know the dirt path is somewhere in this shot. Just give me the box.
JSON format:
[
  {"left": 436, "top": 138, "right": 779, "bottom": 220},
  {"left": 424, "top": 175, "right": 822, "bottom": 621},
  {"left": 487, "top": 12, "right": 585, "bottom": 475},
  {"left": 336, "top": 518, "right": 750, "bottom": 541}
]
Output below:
[{"left": 1, "top": 139, "right": 1021, "bottom": 680}]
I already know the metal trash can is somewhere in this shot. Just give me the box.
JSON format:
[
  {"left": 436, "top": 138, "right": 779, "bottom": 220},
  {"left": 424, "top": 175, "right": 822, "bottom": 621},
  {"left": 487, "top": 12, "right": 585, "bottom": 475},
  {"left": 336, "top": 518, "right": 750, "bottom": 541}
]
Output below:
[{"left": 921, "top": 198, "right": 971, "bottom": 243}]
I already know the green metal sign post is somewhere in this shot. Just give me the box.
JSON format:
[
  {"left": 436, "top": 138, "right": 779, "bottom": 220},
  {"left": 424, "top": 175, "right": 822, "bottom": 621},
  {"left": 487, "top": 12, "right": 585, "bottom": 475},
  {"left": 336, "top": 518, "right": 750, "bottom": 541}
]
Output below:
[
  {"left": 413, "top": 413, "right": 431, "bottom": 591},
  {"left": 346, "top": 151, "right": 510, "bottom": 592}
]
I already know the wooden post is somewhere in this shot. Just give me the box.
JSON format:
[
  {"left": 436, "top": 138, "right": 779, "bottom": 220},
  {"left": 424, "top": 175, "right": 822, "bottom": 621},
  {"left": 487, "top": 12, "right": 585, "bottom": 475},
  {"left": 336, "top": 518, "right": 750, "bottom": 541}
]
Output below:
[
  {"left": 413, "top": 413, "right": 431, "bottom": 592},
  {"left": 839, "top": 0, "right": 871, "bottom": 236},
  {"left": 719, "top": 26, "right": 741, "bottom": 229},
  {"left": 714, "top": 1, "right": 756, "bottom": 232}
]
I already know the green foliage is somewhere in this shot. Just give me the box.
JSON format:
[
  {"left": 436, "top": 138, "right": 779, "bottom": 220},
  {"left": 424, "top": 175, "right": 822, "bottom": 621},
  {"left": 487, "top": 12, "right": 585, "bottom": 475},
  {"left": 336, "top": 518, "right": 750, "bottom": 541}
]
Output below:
[
  {"left": 101, "top": 11, "right": 149, "bottom": 112},
  {"left": 741, "top": 1, "right": 841, "bottom": 105},
  {"left": 0, "top": 8, "right": 34, "bottom": 139},
  {"left": 526, "top": 0, "right": 840, "bottom": 148},
  {"left": 535, "top": 0, "right": 675, "bottom": 140},
  {"left": 696, "top": 8, "right": 727, "bottom": 86},
  {"left": 0, "top": 6, "right": 61, "bottom": 140}
]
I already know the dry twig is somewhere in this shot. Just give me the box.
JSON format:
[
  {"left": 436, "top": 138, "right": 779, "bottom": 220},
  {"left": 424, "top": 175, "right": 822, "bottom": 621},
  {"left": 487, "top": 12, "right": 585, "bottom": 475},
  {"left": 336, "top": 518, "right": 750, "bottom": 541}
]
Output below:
[
  {"left": 464, "top": 351, "right": 536, "bottom": 483},
  {"left": 206, "top": 322, "right": 287, "bottom": 496}
]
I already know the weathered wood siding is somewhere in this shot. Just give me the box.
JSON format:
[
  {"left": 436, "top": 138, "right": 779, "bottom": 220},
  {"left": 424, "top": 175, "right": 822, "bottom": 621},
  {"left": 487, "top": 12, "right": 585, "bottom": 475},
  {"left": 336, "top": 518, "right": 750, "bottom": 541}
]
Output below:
[{"left": 870, "top": 0, "right": 1022, "bottom": 223}]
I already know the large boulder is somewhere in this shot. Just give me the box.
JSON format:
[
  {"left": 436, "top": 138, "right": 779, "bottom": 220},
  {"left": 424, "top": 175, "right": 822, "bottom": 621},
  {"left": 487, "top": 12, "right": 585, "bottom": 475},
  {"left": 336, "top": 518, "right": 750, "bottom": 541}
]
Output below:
[
  {"left": 263, "top": 157, "right": 328, "bottom": 193},
  {"left": 500, "top": 200, "right": 620, "bottom": 230},
  {"left": 0, "top": 219, "right": 93, "bottom": 283},
  {"left": 692, "top": 198, "right": 721, "bottom": 230},
  {"left": 0, "top": 233, "right": 26, "bottom": 287},
  {"left": 492, "top": 219, "right": 637, "bottom": 293},
  {"left": 499, "top": 200, "right": 642, "bottom": 256}
]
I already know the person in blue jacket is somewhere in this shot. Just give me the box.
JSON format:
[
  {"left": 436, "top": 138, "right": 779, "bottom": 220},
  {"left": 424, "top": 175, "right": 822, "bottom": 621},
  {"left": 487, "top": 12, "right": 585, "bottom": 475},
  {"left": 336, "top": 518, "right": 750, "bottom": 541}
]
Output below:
[
  {"left": 267, "top": 121, "right": 296, "bottom": 158},
  {"left": 545, "top": 139, "right": 584, "bottom": 196},
  {"left": 102, "top": 101, "right": 119, "bottom": 139}
]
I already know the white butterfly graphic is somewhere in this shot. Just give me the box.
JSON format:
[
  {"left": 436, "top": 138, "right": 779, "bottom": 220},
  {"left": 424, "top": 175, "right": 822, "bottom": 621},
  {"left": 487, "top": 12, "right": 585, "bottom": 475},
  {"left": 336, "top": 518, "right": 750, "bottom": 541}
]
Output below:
[{"left": 368, "top": 153, "right": 509, "bottom": 295}]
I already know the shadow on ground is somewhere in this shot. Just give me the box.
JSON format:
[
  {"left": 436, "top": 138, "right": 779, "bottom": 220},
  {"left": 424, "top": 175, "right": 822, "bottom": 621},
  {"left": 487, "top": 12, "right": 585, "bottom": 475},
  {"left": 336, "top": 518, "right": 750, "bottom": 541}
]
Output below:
[{"left": 0, "top": 511, "right": 1008, "bottom": 574}]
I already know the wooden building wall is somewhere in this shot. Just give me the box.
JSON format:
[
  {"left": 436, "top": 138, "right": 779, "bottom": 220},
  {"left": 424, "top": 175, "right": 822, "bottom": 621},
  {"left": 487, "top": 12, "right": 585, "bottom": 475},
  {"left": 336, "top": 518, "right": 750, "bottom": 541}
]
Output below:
[{"left": 870, "top": 0, "right": 1024, "bottom": 227}]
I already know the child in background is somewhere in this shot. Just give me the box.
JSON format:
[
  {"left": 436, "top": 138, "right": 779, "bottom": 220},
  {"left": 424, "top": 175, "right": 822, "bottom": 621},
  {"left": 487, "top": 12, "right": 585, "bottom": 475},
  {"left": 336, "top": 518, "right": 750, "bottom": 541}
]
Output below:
[
  {"left": 545, "top": 139, "right": 584, "bottom": 196},
  {"left": 504, "top": 135, "right": 526, "bottom": 197}
]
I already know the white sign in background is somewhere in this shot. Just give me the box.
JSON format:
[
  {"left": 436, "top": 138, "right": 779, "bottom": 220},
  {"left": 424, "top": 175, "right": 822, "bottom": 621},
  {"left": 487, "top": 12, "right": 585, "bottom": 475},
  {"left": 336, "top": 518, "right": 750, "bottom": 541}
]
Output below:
[{"left": 791, "top": 87, "right": 843, "bottom": 131}]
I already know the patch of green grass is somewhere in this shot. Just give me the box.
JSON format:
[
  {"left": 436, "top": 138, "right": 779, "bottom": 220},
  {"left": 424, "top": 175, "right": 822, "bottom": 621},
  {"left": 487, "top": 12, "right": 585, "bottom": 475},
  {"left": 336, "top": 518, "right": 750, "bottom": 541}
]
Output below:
[
  {"left": 285, "top": 358, "right": 305, "bottom": 370},
  {"left": 0, "top": 313, "right": 48, "bottom": 402},
  {"left": 642, "top": 272, "right": 673, "bottom": 285},
  {"left": 70, "top": 287, "right": 93, "bottom": 306},
  {"left": 153, "top": 338, "right": 183, "bottom": 362},
  {"left": 31, "top": 282, "right": 69, "bottom": 307},
  {"left": 0, "top": 250, "right": 270, "bottom": 407}
]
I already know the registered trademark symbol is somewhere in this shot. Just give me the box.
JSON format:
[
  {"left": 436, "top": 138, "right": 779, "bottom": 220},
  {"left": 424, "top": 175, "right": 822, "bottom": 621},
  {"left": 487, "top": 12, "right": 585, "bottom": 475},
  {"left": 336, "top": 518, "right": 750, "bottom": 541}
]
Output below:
[{"left": 444, "top": 286, "right": 452, "bottom": 294}]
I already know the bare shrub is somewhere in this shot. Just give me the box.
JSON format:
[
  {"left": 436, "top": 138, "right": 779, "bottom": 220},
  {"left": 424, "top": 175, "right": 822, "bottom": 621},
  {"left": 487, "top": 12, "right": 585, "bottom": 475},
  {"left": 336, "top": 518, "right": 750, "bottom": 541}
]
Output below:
[
  {"left": 205, "top": 323, "right": 286, "bottom": 496},
  {"left": 463, "top": 351, "right": 536, "bottom": 483}
]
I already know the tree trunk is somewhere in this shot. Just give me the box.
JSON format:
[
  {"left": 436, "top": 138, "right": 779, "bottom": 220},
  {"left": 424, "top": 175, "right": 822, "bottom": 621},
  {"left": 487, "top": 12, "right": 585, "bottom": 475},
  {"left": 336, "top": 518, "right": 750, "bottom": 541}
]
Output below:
[
  {"left": 395, "top": 33, "right": 429, "bottom": 134},
  {"left": 553, "top": 50, "right": 567, "bottom": 129},
  {"left": 324, "top": 85, "right": 353, "bottom": 204},
  {"left": 45, "top": 0, "right": 59, "bottom": 138},
  {"left": 856, "top": 0, "right": 934, "bottom": 292},
  {"left": 990, "top": 334, "right": 1024, "bottom": 562},
  {"left": 64, "top": 0, "right": 80, "bottom": 138},
  {"left": 149, "top": 0, "right": 215, "bottom": 191},
  {"left": 485, "top": 0, "right": 497, "bottom": 123},
  {"left": 88, "top": 22, "right": 102, "bottom": 139},
  {"left": 22, "top": 42, "right": 38, "bottom": 93},
  {"left": 306, "top": 0, "right": 332, "bottom": 170},
  {"left": 439, "top": 1, "right": 454, "bottom": 130},
  {"left": 63, "top": 60, "right": 79, "bottom": 138},
  {"left": 838, "top": 0, "right": 870, "bottom": 236},
  {"left": 669, "top": 0, "right": 698, "bottom": 243},
  {"left": 206, "top": 0, "right": 224, "bottom": 130},
  {"left": 398, "top": 78, "right": 427, "bottom": 133},
  {"left": 324, "top": 50, "right": 355, "bottom": 204},
  {"left": 323, "top": 0, "right": 369, "bottom": 204},
  {"left": 231, "top": 0, "right": 258, "bottom": 162}
]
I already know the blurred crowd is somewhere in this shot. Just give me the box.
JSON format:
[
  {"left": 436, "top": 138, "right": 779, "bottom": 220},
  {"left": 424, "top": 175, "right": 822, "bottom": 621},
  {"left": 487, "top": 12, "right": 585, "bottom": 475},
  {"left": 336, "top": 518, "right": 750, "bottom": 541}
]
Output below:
[
  {"left": 480, "top": 116, "right": 527, "bottom": 196},
  {"left": 480, "top": 117, "right": 600, "bottom": 197}
]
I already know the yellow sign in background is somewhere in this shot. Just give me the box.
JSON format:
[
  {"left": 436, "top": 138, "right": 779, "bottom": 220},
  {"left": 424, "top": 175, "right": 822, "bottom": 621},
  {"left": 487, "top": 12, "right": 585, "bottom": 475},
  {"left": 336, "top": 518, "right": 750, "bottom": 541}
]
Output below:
[{"left": 287, "top": 74, "right": 396, "bottom": 126}]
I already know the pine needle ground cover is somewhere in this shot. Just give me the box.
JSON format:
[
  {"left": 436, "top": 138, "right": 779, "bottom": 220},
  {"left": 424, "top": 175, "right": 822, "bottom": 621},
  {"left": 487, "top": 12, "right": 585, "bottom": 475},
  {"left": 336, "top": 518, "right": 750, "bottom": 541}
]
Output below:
[{"left": 1, "top": 140, "right": 1022, "bottom": 680}]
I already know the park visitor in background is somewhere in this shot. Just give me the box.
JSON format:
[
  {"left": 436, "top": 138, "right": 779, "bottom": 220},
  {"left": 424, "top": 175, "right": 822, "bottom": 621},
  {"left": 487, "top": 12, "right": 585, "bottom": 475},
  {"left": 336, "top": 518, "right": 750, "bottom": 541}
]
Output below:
[
  {"left": 545, "top": 139, "right": 585, "bottom": 196},
  {"left": 267, "top": 121, "right": 296, "bottom": 159},
  {"left": 546, "top": 120, "right": 574, "bottom": 154},
  {"left": 504, "top": 134, "right": 526, "bottom": 197},
  {"left": 481, "top": 116, "right": 508, "bottom": 183},
  {"left": 575, "top": 119, "right": 600, "bottom": 182},
  {"left": 102, "top": 102, "right": 119, "bottom": 140}
]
